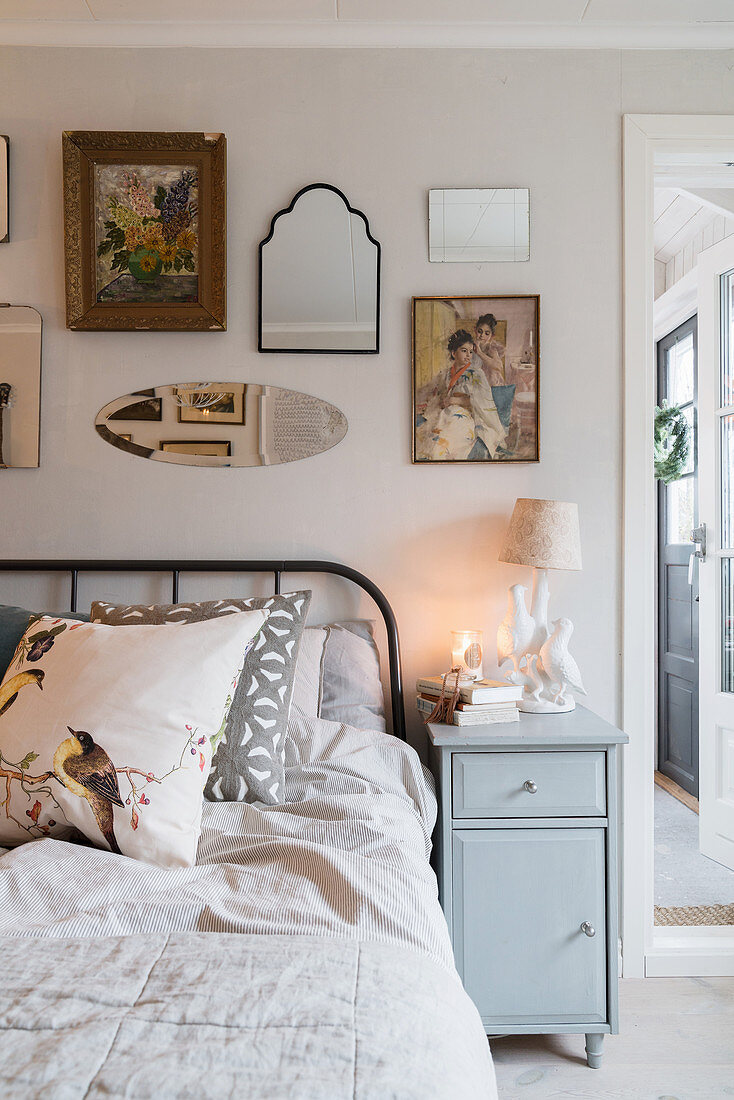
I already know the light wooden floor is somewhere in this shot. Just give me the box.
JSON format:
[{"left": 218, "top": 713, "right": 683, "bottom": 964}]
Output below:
[{"left": 491, "top": 976, "right": 734, "bottom": 1098}]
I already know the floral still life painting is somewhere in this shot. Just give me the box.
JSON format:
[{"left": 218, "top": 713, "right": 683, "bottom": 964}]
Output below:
[
  {"left": 63, "top": 131, "right": 226, "bottom": 331},
  {"left": 412, "top": 295, "right": 539, "bottom": 463},
  {"left": 95, "top": 165, "right": 199, "bottom": 303}
]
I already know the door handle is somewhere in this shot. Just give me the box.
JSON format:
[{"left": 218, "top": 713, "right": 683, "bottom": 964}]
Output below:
[
  {"left": 690, "top": 523, "right": 706, "bottom": 562},
  {"left": 688, "top": 523, "right": 707, "bottom": 586}
]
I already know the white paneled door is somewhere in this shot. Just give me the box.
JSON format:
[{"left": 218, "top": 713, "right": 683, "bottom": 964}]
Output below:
[{"left": 698, "top": 235, "right": 734, "bottom": 873}]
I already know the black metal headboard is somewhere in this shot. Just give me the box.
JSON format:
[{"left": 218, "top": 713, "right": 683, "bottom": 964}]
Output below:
[{"left": 0, "top": 559, "right": 405, "bottom": 742}]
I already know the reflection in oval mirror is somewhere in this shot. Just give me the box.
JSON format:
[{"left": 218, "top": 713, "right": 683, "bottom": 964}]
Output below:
[
  {"left": 96, "top": 383, "right": 348, "bottom": 467},
  {"left": 259, "top": 184, "right": 380, "bottom": 354},
  {"left": 0, "top": 305, "right": 42, "bottom": 468}
]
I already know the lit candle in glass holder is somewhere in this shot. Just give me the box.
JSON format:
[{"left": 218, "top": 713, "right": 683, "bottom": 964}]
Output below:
[{"left": 451, "top": 630, "right": 484, "bottom": 681}]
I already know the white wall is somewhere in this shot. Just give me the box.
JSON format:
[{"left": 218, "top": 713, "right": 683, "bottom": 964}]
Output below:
[{"left": 0, "top": 46, "right": 732, "bottom": 746}]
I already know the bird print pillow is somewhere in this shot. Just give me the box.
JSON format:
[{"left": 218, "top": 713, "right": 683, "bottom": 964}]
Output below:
[{"left": 0, "top": 609, "right": 269, "bottom": 867}]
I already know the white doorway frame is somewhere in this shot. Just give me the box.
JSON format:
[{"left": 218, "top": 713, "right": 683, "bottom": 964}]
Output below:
[{"left": 623, "top": 114, "right": 734, "bottom": 978}]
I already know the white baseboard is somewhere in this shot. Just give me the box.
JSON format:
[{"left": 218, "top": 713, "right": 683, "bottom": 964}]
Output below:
[{"left": 646, "top": 926, "right": 734, "bottom": 976}]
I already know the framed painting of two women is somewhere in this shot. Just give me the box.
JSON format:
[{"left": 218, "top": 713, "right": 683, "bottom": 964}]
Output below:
[{"left": 412, "top": 295, "right": 539, "bottom": 463}]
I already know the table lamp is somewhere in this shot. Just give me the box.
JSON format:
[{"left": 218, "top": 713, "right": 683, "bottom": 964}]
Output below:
[{"left": 497, "top": 498, "right": 584, "bottom": 712}]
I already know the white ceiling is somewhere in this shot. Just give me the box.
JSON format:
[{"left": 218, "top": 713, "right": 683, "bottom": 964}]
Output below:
[
  {"left": 0, "top": 0, "right": 732, "bottom": 47},
  {"left": 654, "top": 174, "right": 734, "bottom": 264},
  {"left": 654, "top": 188, "right": 713, "bottom": 263}
]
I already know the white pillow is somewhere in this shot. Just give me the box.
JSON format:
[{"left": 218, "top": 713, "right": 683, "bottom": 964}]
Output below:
[
  {"left": 291, "top": 625, "right": 328, "bottom": 716},
  {"left": 0, "top": 610, "right": 268, "bottom": 867}
]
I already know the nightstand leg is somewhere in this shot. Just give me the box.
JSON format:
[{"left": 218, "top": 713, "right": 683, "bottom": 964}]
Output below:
[{"left": 585, "top": 1033, "right": 604, "bottom": 1069}]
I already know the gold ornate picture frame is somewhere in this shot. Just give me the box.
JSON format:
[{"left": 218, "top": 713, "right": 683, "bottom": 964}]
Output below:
[
  {"left": 62, "top": 131, "right": 226, "bottom": 331},
  {"left": 160, "top": 440, "right": 231, "bottom": 457}
]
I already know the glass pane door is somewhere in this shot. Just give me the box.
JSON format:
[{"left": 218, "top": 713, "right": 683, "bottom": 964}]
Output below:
[
  {"left": 720, "top": 267, "right": 734, "bottom": 408},
  {"left": 696, "top": 232, "right": 734, "bottom": 872},
  {"left": 720, "top": 270, "right": 734, "bottom": 693},
  {"left": 657, "top": 317, "right": 699, "bottom": 797},
  {"left": 664, "top": 329, "right": 697, "bottom": 544}
]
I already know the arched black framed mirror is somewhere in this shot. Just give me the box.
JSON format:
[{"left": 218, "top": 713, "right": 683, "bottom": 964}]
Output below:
[{"left": 258, "top": 183, "right": 380, "bottom": 354}]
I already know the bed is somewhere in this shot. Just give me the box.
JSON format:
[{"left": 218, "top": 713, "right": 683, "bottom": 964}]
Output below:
[{"left": 0, "top": 560, "right": 496, "bottom": 1100}]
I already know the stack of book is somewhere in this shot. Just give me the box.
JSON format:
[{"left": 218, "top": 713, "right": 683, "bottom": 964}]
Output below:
[{"left": 416, "top": 676, "right": 523, "bottom": 726}]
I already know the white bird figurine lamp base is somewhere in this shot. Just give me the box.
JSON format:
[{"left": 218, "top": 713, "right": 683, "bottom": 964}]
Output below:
[
  {"left": 497, "top": 580, "right": 586, "bottom": 714},
  {"left": 516, "top": 687, "right": 576, "bottom": 714}
]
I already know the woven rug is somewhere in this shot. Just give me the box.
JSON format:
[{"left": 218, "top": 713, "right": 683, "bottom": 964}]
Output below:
[{"left": 655, "top": 903, "right": 734, "bottom": 926}]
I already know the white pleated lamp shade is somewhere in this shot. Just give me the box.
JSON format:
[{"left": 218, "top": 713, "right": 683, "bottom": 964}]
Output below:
[{"left": 499, "top": 498, "right": 582, "bottom": 571}]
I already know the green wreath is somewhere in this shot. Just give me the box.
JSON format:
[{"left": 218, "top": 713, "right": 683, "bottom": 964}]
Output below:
[{"left": 654, "top": 403, "right": 690, "bottom": 484}]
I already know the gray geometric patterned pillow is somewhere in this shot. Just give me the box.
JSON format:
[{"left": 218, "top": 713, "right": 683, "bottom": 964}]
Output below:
[{"left": 90, "top": 591, "right": 311, "bottom": 805}]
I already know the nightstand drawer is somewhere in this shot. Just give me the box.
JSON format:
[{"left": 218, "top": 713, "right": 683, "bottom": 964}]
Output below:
[{"left": 452, "top": 751, "right": 606, "bottom": 818}]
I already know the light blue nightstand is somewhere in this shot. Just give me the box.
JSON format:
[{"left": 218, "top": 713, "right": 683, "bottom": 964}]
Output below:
[{"left": 427, "top": 705, "right": 628, "bottom": 1070}]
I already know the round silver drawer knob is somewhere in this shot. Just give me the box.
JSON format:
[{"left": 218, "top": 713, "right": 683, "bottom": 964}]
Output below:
[
  {"left": 523, "top": 780, "right": 538, "bottom": 794},
  {"left": 580, "top": 921, "right": 596, "bottom": 938}
]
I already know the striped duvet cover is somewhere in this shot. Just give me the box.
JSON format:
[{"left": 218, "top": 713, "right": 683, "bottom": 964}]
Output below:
[{"left": 0, "top": 714, "right": 496, "bottom": 1099}]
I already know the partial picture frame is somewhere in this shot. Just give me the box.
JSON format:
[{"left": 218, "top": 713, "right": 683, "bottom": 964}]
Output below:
[
  {"left": 0, "top": 136, "right": 8, "bottom": 244},
  {"left": 177, "top": 384, "right": 245, "bottom": 425},
  {"left": 62, "top": 130, "right": 226, "bottom": 331},
  {"left": 412, "top": 295, "right": 539, "bottom": 464},
  {"left": 160, "top": 440, "right": 231, "bottom": 457}
]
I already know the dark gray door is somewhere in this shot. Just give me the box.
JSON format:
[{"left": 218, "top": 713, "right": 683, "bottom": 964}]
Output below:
[{"left": 657, "top": 316, "right": 699, "bottom": 797}]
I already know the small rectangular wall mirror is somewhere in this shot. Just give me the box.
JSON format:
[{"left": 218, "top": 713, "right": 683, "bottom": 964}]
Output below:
[
  {"left": 429, "top": 188, "right": 530, "bottom": 263},
  {"left": 0, "top": 136, "right": 8, "bottom": 243},
  {"left": 0, "top": 305, "right": 42, "bottom": 468}
]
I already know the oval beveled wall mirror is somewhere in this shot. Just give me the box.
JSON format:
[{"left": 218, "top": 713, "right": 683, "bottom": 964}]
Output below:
[
  {"left": 259, "top": 184, "right": 380, "bottom": 354},
  {"left": 96, "top": 383, "right": 348, "bottom": 467}
]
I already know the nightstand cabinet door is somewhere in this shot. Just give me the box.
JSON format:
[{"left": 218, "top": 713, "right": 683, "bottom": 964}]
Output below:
[{"left": 453, "top": 828, "right": 607, "bottom": 1026}]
